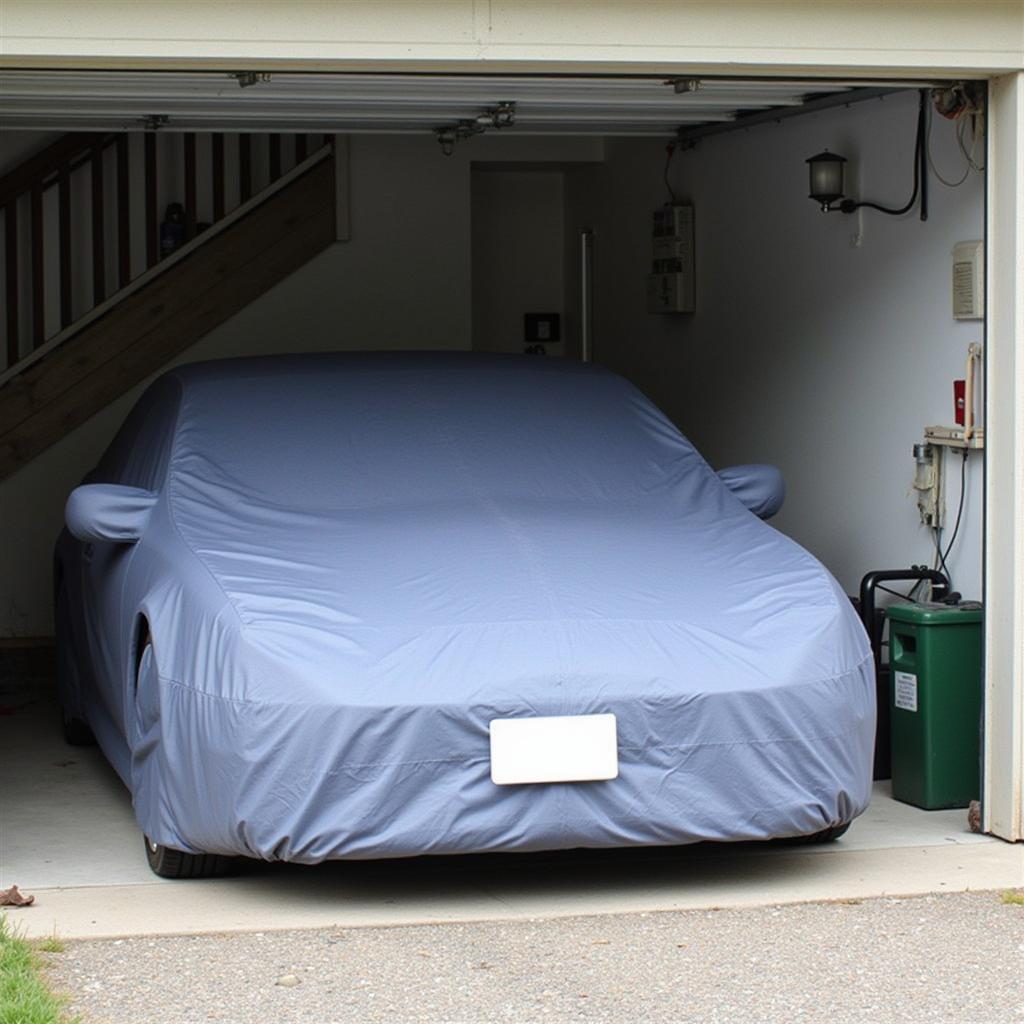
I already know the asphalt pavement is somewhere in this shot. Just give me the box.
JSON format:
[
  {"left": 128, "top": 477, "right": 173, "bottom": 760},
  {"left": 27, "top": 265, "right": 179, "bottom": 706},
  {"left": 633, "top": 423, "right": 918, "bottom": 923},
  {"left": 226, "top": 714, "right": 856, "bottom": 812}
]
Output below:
[{"left": 44, "top": 889, "right": 1024, "bottom": 1024}]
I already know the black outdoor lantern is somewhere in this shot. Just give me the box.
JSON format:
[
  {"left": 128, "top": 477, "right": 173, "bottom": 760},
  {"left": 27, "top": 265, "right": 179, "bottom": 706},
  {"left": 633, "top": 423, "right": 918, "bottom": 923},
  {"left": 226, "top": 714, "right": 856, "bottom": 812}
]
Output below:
[{"left": 806, "top": 150, "right": 847, "bottom": 211}]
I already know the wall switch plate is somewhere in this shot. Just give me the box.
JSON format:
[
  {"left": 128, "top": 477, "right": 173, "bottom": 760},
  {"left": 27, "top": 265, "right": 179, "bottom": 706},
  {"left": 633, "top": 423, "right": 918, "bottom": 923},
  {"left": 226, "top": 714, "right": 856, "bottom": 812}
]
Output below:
[{"left": 524, "top": 312, "right": 560, "bottom": 342}]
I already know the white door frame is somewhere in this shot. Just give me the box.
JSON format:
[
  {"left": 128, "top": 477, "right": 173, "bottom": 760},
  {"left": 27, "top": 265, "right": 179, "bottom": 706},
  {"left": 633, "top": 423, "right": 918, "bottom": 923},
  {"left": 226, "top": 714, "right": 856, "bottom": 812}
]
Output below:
[{"left": 983, "top": 71, "right": 1024, "bottom": 842}]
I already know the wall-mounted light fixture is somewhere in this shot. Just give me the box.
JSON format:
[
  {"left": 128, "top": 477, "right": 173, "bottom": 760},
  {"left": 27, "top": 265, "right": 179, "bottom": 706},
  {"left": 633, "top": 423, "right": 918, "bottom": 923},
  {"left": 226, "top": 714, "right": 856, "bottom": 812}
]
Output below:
[
  {"left": 806, "top": 151, "right": 848, "bottom": 210},
  {"left": 805, "top": 89, "right": 928, "bottom": 221}
]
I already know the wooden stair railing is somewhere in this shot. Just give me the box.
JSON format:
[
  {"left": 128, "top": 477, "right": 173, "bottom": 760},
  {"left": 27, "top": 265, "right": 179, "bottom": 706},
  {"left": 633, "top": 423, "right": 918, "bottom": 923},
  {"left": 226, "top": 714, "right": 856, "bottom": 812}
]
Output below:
[
  {"left": 1, "top": 131, "right": 333, "bottom": 377},
  {"left": 0, "top": 136, "right": 337, "bottom": 481}
]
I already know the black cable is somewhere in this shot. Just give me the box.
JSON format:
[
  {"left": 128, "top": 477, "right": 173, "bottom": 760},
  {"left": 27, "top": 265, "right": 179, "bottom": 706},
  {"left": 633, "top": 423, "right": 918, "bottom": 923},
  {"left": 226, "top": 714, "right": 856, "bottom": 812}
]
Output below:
[
  {"left": 663, "top": 143, "right": 676, "bottom": 203},
  {"left": 930, "top": 450, "right": 968, "bottom": 592},
  {"left": 919, "top": 88, "right": 929, "bottom": 221},
  {"left": 841, "top": 90, "right": 926, "bottom": 218},
  {"left": 941, "top": 450, "right": 969, "bottom": 569},
  {"left": 932, "top": 525, "right": 953, "bottom": 588}
]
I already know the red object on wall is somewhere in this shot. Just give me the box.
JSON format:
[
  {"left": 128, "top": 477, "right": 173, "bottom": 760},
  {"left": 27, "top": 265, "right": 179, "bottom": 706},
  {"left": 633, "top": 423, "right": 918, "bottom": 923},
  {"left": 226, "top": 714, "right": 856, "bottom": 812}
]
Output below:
[{"left": 954, "top": 379, "right": 966, "bottom": 426}]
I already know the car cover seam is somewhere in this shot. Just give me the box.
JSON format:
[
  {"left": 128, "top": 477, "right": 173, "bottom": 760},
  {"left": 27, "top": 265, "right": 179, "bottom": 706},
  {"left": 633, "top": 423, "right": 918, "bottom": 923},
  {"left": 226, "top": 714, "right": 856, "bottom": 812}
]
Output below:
[{"left": 154, "top": 652, "right": 873, "bottom": 709}]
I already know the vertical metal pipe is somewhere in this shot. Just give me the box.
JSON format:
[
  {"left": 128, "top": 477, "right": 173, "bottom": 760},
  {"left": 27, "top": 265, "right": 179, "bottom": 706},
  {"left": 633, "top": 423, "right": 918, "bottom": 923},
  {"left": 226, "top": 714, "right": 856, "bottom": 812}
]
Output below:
[
  {"left": 269, "top": 134, "right": 281, "bottom": 181},
  {"left": 4, "top": 202, "right": 19, "bottom": 366},
  {"left": 239, "top": 134, "right": 252, "bottom": 202},
  {"left": 91, "top": 144, "right": 105, "bottom": 304},
  {"left": 183, "top": 132, "right": 197, "bottom": 241},
  {"left": 116, "top": 134, "right": 131, "bottom": 287},
  {"left": 580, "top": 227, "right": 594, "bottom": 363},
  {"left": 144, "top": 132, "right": 158, "bottom": 268},
  {"left": 30, "top": 184, "right": 44, "bottom": 347},
  {"left": 58, "top": 162, "right": 72, "bottom": 328},
  {"left": 211, "top": 133, "right": 225, "bottom": 221}
]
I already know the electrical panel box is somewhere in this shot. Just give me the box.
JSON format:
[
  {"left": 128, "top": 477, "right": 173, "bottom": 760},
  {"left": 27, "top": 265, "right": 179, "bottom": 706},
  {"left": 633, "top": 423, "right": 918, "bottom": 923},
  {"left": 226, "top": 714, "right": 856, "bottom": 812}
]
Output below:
[
  {"left": 952, "top": 241, "right": 983, "bottom": 320},
  {"left": 648, "top": 204, "right": 694, "bottom": 314}
]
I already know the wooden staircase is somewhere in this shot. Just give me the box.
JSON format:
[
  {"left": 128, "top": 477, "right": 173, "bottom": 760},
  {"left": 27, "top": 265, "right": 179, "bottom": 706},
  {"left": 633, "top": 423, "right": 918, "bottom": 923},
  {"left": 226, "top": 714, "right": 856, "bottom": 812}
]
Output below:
[{"left": 0, "top": 132, "right": 337, "bottom": 481}]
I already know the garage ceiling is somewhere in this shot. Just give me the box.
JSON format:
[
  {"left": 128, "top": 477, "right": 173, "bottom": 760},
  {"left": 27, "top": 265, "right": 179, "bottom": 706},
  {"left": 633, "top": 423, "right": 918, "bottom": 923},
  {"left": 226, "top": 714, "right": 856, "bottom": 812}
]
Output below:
[{"left": 0, "top": 72, "right": 863, "bottom": 136}]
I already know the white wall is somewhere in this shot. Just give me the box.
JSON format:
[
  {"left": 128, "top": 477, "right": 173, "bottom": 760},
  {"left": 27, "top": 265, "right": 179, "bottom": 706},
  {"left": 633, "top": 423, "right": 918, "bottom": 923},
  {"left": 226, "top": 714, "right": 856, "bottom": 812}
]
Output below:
[
  {"left": 472, "top": 169, "right": 565, "bottom": 355},
  {"left": 565, "top": 89, "right": 985, "bottom": 599},
  {"left": 3, "top": 1, "right": 1021, "bottom": 76},
  {"left": 0, "top": 133, "right": 602, "bottom": 636}
]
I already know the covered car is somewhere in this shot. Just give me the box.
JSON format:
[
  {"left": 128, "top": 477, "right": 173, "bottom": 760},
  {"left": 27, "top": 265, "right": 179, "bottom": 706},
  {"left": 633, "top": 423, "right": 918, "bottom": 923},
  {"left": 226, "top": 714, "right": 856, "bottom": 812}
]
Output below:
[{"left": 55, "top": 352, "right": 874, "bottom": 877}]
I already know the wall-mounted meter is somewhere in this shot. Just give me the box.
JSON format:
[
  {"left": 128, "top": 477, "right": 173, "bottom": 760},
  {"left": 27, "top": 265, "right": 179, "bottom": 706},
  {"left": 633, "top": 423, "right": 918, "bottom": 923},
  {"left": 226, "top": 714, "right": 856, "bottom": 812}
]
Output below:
[
  {"left": 952, "top": 240, "right": 983, "bottom": 320},
  {"left": 648, "top": 204, "right": 695, "bottom": 314}
]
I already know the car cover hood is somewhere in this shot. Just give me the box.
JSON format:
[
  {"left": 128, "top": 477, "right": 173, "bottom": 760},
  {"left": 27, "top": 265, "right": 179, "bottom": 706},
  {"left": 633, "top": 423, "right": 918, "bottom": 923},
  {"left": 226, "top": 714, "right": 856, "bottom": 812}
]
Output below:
[{"left": 164, "top": 355, "right": 866, "bottom": 706}]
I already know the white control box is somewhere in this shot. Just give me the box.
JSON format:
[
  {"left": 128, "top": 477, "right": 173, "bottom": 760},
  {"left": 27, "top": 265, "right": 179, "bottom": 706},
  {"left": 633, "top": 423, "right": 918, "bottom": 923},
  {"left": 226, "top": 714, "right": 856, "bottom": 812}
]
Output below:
[
  {"left": 648, "top": 204, "right": 694, "bottom": 313},
  {"left": 647, "top": 272, "right": 694, "bottom": 315},
  {"left": 952, "top": 240, "right": 983, "bottom": 320}
]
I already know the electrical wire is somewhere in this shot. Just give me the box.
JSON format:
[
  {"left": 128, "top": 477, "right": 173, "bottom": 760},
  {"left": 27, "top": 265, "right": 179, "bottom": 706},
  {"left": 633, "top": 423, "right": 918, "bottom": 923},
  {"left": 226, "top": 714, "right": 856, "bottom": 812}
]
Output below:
[
  {"left": 932, "top": 526, "right": 953, "bottom": 588},
  {"left": 843, "top": 90, "right": 926, "bottom": 217},
  {"left": 663, "top": 142, "right": 676, "bottom": 203},
  {"left": 931, "top": 450, "right": 969, "bottom": 591},
  {"left": 957, "top": 116, "right": 984, "bottom": 172},
  {"left": 941, "top": 450, "right": 970, "bottom": 569},
  {"left": 926, "top": 102, "right": 971, "bottom": 187}
]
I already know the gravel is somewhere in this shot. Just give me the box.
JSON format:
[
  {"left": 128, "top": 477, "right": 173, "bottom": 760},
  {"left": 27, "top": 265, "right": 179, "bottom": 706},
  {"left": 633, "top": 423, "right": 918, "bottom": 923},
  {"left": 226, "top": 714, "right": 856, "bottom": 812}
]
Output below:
[{"left": 44, "top": 890, "right": 1024, "bottom": 1024}]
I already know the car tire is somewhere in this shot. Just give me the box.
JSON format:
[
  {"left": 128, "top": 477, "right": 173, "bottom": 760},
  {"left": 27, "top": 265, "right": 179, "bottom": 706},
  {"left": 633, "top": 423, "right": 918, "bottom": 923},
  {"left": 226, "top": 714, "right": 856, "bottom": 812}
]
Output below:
[
  {"left": 60, "top": 707, "right": 96, "bottom": 746},
  {"left": 55, "top": 583, "right": 95, "bottom": 746},
  {"left": 782, "top": 822, "right": 852, "bottom": 845},
  {"left": 144, "top": 836, "right": 235, "bottom": 879}
]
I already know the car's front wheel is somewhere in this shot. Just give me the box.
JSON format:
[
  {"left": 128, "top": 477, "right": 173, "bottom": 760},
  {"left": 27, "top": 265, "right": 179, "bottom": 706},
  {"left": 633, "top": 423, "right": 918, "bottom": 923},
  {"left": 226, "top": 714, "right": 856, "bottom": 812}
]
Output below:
[
  {"left": 60, "top": 707, "right": 96, "bottom": 746},
  {"left": 55, "top": 583, "right": 96, "bottom": 746},
  {"left": 143, "top": 836, "right": 235, "bottom": 879},
  {"left": 779, "top": 822, "right": 852, "bottom": 845}
]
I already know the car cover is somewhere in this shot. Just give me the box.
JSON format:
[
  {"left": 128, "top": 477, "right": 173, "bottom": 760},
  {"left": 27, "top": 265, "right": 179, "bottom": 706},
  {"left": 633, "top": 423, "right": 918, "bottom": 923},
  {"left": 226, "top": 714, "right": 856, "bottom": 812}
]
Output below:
[{"left": 66, "top": 353, "right": 875, "bottom": 861}]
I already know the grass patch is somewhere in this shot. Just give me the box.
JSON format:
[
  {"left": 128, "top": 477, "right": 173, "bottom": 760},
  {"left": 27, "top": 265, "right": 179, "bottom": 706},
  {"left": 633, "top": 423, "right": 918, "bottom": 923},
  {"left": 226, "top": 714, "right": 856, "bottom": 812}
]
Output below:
[
  {"left": 34, "top": 933, "right": 65, "bottom": 956},
  {"left": 1002, "top": 890, "right": 1024, "bottom": 906},
  {"left": 0, "top": 914, "right": 78, "bottom": 1024}
]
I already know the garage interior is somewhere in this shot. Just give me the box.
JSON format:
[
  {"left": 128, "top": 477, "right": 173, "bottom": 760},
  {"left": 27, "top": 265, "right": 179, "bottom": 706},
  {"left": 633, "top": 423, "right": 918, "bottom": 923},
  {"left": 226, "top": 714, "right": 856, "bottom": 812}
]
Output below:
[{"left": 0, "top": 70, "right": 1010, "bottom": 911}]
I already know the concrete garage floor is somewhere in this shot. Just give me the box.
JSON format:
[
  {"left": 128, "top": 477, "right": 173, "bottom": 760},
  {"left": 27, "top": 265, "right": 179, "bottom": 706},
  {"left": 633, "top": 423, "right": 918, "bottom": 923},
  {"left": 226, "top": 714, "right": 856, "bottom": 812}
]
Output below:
[{"left": 2, "top": 668, "right": 1021, "bottom": 941}]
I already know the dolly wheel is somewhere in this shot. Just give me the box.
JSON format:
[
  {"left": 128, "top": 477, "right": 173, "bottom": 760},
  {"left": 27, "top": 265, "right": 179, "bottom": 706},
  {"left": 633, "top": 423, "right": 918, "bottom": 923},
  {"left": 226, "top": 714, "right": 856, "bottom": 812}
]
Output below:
[
  {"left": 143, "top": 836, "right": 235, "bottom": 879},
  {"left": 60, "top": 707, "right": 96, "bottom": 746}
]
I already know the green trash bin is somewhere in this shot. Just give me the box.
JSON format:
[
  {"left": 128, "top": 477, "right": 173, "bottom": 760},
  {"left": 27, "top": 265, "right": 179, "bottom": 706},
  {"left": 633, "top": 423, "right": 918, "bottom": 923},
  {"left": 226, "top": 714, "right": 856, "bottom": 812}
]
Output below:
[{"left": 886, "top": 602, "right": 982, "bottom": 810}]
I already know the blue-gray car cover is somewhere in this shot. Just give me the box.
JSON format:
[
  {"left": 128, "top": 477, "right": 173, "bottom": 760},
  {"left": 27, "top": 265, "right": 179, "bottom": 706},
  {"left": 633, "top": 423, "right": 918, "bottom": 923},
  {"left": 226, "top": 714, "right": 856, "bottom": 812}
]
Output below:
[{"left": 58, "top": 352, "right": 875, "bottom": 861}]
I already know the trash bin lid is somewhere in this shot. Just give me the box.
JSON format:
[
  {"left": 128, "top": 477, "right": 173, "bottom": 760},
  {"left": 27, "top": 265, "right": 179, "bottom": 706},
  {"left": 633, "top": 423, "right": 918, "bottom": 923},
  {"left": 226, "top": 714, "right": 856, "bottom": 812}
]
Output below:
[{"left": 886, "top": 601, "right": 983, "bottom": 625}]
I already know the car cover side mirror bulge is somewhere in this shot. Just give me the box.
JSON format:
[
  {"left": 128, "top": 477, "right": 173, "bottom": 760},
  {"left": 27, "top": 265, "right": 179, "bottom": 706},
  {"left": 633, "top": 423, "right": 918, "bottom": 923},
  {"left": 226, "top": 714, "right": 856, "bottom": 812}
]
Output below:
[
  {"left": 716, "top": 464, "right": 785, "bottom": 520},
  {"left": 65, "top": 484, "right": 158, "bottom": 544}
]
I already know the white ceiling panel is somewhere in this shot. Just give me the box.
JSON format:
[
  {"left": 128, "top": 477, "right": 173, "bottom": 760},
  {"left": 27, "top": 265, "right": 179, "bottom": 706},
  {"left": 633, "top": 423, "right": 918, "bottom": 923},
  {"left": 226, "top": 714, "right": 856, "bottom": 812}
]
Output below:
[{"left": 0, "top": 71, "right": 860, "bottom": 136}]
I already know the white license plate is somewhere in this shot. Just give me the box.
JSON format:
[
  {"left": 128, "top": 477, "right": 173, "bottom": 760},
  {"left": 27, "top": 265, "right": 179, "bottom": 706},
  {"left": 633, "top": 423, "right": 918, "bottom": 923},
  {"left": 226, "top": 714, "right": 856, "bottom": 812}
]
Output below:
[{"left": 489, "top": 713, "right": 618, "bottom": 785}]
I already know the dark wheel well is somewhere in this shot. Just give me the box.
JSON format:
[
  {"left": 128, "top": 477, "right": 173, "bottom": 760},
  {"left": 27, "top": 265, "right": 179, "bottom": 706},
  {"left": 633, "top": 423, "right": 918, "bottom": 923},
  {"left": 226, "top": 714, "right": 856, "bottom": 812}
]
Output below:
[
  {"left": 54, "top": 574, "right": 96, "bottom": 746},
  {"left": 776, "top": 822, "right": 852, "bottom": 845},
  {"left": 133, "top": 616, "right": 151, "bottom": 679}
]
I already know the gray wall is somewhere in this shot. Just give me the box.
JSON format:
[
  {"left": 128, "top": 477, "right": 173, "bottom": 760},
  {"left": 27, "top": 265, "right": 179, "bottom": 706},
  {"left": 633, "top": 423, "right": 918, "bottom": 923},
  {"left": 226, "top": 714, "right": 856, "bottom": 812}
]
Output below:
[
  {"left": 565, "top": 89, "right": 984, "bottom": 599},
  {"left": 472, "top": 169, "right": 566, "bottom": 356}
]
